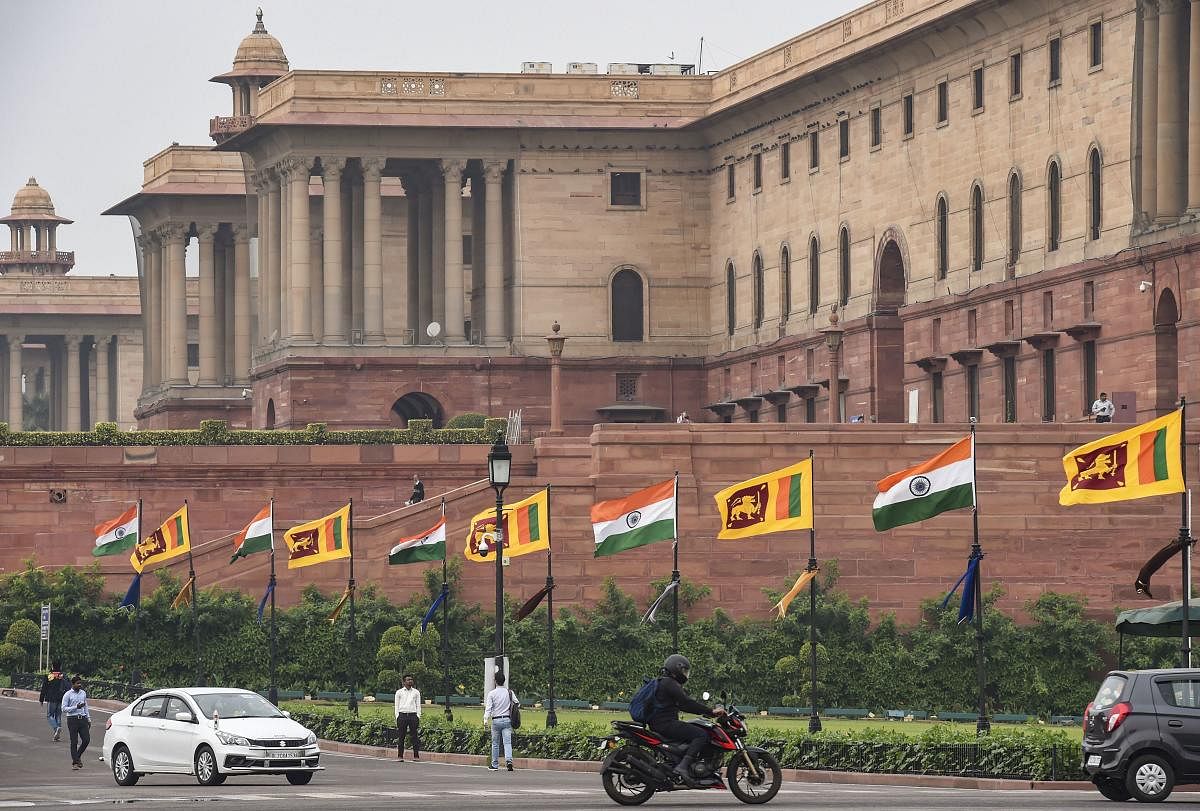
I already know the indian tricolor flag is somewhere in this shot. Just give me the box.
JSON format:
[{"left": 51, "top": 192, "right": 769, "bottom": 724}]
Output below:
[
  {"left": 93, "top": 505, "right": 139, "bottom": 557},
  {"left": 231, "top": 504, "right": 273, "bottom": 563},
  {"left": 390, "top": 516, "right": 447, "bottom": 565},
  {"left": 592, "top": 479, "right": 676, "bottom": 557},
  {"left": 872, "top": 436, "right": 975, "bottom": 532}
]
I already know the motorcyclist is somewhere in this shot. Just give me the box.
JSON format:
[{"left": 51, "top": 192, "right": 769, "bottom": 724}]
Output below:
[{"left": 646, "top": 653, "right": 725, "bottom": 786}]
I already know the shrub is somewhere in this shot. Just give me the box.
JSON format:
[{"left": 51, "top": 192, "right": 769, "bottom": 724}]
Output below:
[
  {"left": 5, "top": 618, "right": 40, "bottom": 651},
  {"left": 376, "top": 645, "right": 408, "bottom": 673},
  {"left": 0, "top": 641, "right": 25, "bottom": 673},
  {"left": 445, "top": 413, "right": 488, "bottom": 429},
  {"left": 376, "top": 669, "right": 401, "bottom": 693}
]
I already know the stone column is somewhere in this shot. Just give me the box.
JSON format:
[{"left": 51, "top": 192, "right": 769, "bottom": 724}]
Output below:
[
  {"left": 418, "top": 173, "right": 434, "bottom": 336},
  {"left": 483, "top": 161, "right": 506, "bottom": 342},
  {"left": 7, "top": 336, "right": 21, "bottom": 429},
  {"left": 95, "top": 335, "right": 110, "bottom": 424},
  {"left": 285, "top": 157, "right": 313, "bottom": 342},
  {"left": 48, "top": 225, "right": 56, "bottom": 253},
  {"left": 321, "top": 158, "right": 347, "bottom": 343},
  {"left": 441, "top": 160, "right": 466, "bottom": 343},
  {"left": 65, "top": 335, "right": 81, "bottom": 432},
  {"left": 159, "top": 237, "right": 171, "bottom": 384},
  {"left": 348, "top": 173, "right": 362, "bottom": 338},
  {"left": 546, "top": 322, "right": 567, "bottom": 436},
  {"left": 267, "top": 170, "right": 283, "bottom": 343},
  {"left": 402, "top": 176, "right": 420, "bottom": 341},
  {"left": 232, "top": 225, "right": 252, "bottom": 382},
  {"left": 141, "top": 234, "right": 160, "bottom": 390},
  {"left": 215, "top": 237, "right": 229, "bottom": 382},
  {"left": 310, "top": 226, "right": 324, "bottom": 343},
  {"left": 166, "top": 226, "right": 188, "bottom": 385},
  {"left": 1190, "top": 0, "right": 1200, "bottom": 211},
  {"left": 197, "top": 224, "right": 219, "bottom": 385},
  {"left": 362, "top": 157, "right": 386, "bottom": 344},
  {"left": 1143, "top": 1, "right": 1161, "bottom": 224},
  {"left": 431, "top": 173, "right": 445, "bottom": 330},
  {"left": 1157, "top": 0, "right": 1188, "bottom": 222},
  {"left": 254, "top": 173, "right": 269, "bottom": 345}
]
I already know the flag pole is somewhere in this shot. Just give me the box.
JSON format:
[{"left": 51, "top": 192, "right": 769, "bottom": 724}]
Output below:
[
  {"left": 133, "top": 498, "right": 142, "bottom": 687},
  {"left": 185, "top": 499, "right": 202, "bottom": 688},
  {"left": 546, "top": 484, "right": 558, "bottom": 728},
  {"left": 970, "top": 424, "right": 989, "bottom": 735},
  {"left": 268, "top": 497, "right": 278, "bottom": 706},
  {"left": 440, "top": 498, "right": 452, "bottom": 722},
  {"left": 672, "top": 470, "right": 680, "bottom": 655},
  {"left": 807, "top": 449, "right": 821, "bottom": 733},
  {"left": 347, "top": 499, "right": 358, "bottom": 716},
  {"left": 1179, "top": 397, "right": 1191, "bottom": 668}
]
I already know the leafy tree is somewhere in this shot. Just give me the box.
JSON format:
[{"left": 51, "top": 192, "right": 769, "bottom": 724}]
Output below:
[{"left": 5, "top": 618, "right": 40, "bottom": 651}]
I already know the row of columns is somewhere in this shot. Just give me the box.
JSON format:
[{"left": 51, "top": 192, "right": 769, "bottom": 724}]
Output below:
[
  {"left": 5, "top": 335, "right": 120, "bottom": 430},
  {"left": 252, "top": 155, "right": 509, "bottom": 349},
  {"left": 1140, "top": 0, "right": 1200, "bottom": 223},
  {"left": 7, "top": 223, "right": 57, "bottom": 253}
]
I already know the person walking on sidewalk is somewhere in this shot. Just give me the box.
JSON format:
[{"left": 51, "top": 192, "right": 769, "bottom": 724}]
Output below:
[
  {"left": 483, "top": 671, "right": 518, "bottom": 772},
  {"left": 39, "top": 662, "right": 68, "bottom": 741},
  {"left": 394, "top": 673, "right": 421, "bottom": 762},
  {"left": 61, "top": 675, "right": 90, "bottom": 769}
]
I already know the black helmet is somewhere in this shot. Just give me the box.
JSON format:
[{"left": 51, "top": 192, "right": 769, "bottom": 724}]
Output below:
[{"left": 662, "top": 653, "right": 691, "bottom": 684}]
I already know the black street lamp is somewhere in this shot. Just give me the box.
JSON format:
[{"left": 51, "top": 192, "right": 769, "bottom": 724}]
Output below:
[{"left": 488, "top": 434, "right": 512, "bottom": 665}]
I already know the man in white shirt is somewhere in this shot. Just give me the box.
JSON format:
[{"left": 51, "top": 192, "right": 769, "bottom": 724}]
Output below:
[
  {"left": 61, "top": 675, "right": 90, "bottom": 769},
  {"left": 393, "top": 674, "right": 421, "bottom": 761},
  {"left": 1091, "top": 392, "right": 1115, "bottom": 424},
  {"left": 483, "top": 671, "right": 517, "bottom": 771}
]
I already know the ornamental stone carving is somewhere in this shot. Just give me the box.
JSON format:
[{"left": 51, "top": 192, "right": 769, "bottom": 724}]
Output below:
[
  {"left": 321, "top": 157, "right": 348, "bottom": 181},
  {"left": 429, "top": 78, "right": 446, "bottom": 96},
  {"left": 483, "top": 161, "right": 506, "bottom": 182},
  {"left": 360, "top": 157, "right": 386, "bottom": 180},
  {"left": 196, "top": 224, "right": 220, "bottom": 242},
  {"left": 231, "top": 224, "right": 251, "bottom": 242},
  {"left": 380, "top": 77, "right": 398, "bottom": 95},
  {"left": 610, "top": 80, "right": 638, "bottom": 99},
  {"left": 401, "top": 77, "right": 424, "bottom": 95},
  {"left": 441, "top": 159, "right": 467, "bottom": 181}
]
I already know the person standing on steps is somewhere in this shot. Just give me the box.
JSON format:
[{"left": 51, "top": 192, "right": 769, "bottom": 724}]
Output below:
[
  {"left": 407, "top": 474, "right": 425, "bottom": 506},
  {"left": 39, "top": 661, "right": 67, "bottom": 741},
  {"left": 61, "top": 675, "right": 91, "bottom": 769},
  {"left": 483, "top": 671, "right": 517, "bottom": 772},
  {"left": 394, "top": 673, "right": 421, "bottom": 762}
]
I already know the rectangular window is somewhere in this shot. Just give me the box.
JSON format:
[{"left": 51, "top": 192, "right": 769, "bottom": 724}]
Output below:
[
  {"left": 1004, "top": 299, "right": 1015, "bottom": 335},
  {"left": 187, "top": 343, "right": 199, "bottom": 367},
  {"left": 932, "top": 372, "right": 944, "bottom": 423},
  {"left": 806, "top": 346, "right": 816, "bottom": 380},
  {"left": 750, "top": 360, "right": 759, "bottom": 392},
  {"left": 870, "top": 106, "right": 882, "bottom": 149},
  {"left": 1083, "top": 340, "right": 1098, "bottom": 412},
  {"left": 748, "top": 409, "right": 760, "bottom": 424},
  {"left": 1090, "top": 21, "right": 1103, "bottom": 69},
  {"left": 804, "top": 396, "right": 816, "bottom": 423},
  {"left": 726, "top": 164, "right": 735, "bottom": 200},
  {"left": 1049, "top": 36, "right": 1062, "bottom": 85},
  {"left": 462, "top": 234, "right": 474, "bottom": 265},
  {"left": 839, "top": 118, "right": 850, "bottom": 160},
  {"left": 723, "top": 367, "right": 732, "bottom": 400},
  {"left": 809, "top": 130, "right": 820, "bottom": 171},
  {"left": 780, "top": 141, "right": 791, "bottom": 181},
  {"left": 1158, "top": 680, "right": 1200, "bottom": 710},
  {"left": 777, "top": 354, "right": 786, "bottom": 386},
  {"left": 776, "top": 402, "right": 788, "bottom": 423},
  {"left": 967, "top": 365, "right": 980, "bottom": 421},
  {"left": 1042, "top": 348, "right": 1056, "bottom": 421},
  {"left": 610, "top": 171, "right": 641, "bottom": 206},
  {"left": 936, "top": 80, "right": 949, "bottom": 124},
  {"left": 752, "top": 152, "right": 763, "bottom": 191},
  {"left": 1009, "top": 52, "right": 1022, "bottom": 98},
  {"left": 1003, "top": 356, "right": 1018, "bottom": 422},
  {"left": 1043, "top": 291, "right": 1054, "bottom": 329},
  {"left": 972, "top": 66, "right": 984, "bottom": 111},
  {"left": 1084, "top": 281, "right": 1095, "bottom": 319},
  {"left": 902, "top": 93, "right": 914, "bottom": 137},
  {"left": 967, "top": 308, "right": 977, "bottom": 345},
  {"left": 616, "top": 373, "right": 639, "bottom": 402},
  {"left": 932, "top": 317, "right": 942, "bottom": 353}
]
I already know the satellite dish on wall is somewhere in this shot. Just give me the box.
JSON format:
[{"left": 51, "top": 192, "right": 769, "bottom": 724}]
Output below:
[{"left": 426, "top": 321, "right": 442, "bottom": 339}]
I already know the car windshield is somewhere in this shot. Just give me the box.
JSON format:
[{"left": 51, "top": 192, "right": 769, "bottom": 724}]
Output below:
[
  {"left": 192, "top": 692, "right": 283, "bottom": 719},
  {"left": 1092, "top": 674, "right": 1127, "bottom": 710}
]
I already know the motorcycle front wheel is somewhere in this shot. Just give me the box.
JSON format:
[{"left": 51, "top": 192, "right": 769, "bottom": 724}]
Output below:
[
  {"left": 601, "top": 746, "right": 657, "bottom": 806},
  {"left": 727, "top": 748, "right": 783, "bottom": 804}
]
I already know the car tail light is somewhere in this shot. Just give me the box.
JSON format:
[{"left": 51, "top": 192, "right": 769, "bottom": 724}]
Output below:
[
  {"left": 105, "top": 718, "right": 112, "bottom": 731},
  {"left": 1106, "top": 702, "right": 1132, "bottom": 733}
]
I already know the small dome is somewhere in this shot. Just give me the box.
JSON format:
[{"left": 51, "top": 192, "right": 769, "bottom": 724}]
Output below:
[
  {"left": 10, "top": 178, "right": 55, "bottom": 218},
  {"left": 232, "top": 8, "right": 288, "bottom": 75}
]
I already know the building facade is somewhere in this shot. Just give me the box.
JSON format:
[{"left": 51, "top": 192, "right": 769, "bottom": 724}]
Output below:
[{"left": 108, "top": 0, "right": 1194, "bottom": 433}]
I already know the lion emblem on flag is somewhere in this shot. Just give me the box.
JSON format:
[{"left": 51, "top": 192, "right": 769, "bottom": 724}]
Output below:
[
  {"left": 724, "top": 483, "right": 768, "bottom": 530},
  {"left": 133, "top": 531, "right": 166, "bottom": 565},
  {"left": 288, "top": 528, "right": 320, "bottom": 558},
  {"left": 1070, "top": 441, "right": 1127, "bottom": 491}
]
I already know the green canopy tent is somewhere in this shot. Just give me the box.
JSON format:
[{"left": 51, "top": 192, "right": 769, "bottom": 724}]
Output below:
[{"left": 1115, "top": 601, "right": 1200, "bottom": 667}]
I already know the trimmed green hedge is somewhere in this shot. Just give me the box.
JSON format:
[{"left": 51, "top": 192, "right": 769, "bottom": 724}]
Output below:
[{"left": 0, "top": 418, "right": 507, "bottom": 447}]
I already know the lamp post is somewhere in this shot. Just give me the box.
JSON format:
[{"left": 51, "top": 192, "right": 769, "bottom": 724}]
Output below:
[
  {"left": 488, "top": 434, "right": 512, "bottom": 666},
  {"left": 546, "top": 322, "right": 567, "bottom": 437},
  {"left": 820, "top": 308, "right": 844, "bottom": 424}
]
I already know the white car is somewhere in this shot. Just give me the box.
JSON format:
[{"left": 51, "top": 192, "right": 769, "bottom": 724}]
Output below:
[{"left": 102, "top": 687, "right": 322, "bottom": 786}]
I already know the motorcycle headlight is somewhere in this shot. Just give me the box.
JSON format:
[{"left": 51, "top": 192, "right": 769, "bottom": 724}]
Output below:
[
  {"left": 303, "top": 732, "right": 317, "bottom": 746},
  {"left": 215, "top": 730, "right": 251, "bottom": 747}
]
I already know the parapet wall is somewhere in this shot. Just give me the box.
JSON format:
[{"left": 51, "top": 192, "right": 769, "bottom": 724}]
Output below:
[{"left": 0, "top": 422, "right": 1179, "bottom": 624}]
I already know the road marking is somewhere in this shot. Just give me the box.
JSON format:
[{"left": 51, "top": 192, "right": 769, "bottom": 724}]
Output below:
[
  {"left": 374, "top": 791, "right": 437, "bottom": 798},
  {"left": 0, "top": 803, "right": 35, "bottom": 808},
  {"left": 517, "top": 789, "right": 590, "bottom": 795},
  {"left": 294, "top": 793, "right": 360, "bottom": 799},
  {"left": 447, "top": 789, "right": 522, "bottom": 796},
  {"left": 215, "top": 795, "right": 288, "bottom": 801}
]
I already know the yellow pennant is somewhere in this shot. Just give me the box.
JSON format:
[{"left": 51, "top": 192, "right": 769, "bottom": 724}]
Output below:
[
  {"left": 773, "top": 568, "right": 819, "bottom": 618},
  {"left": 327, "top": 586, "right": 353, "bottom": 624},
  {"left": 171, "top": 576, "right": 195, "bottom": 610}
]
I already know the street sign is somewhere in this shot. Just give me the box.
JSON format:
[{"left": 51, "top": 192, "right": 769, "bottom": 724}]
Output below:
[
  {"left": 39, "top": 604, "right": 50, "bottom": 672},
  {"left": 40, "top": 604, "right": 49, "bottom": 640}
]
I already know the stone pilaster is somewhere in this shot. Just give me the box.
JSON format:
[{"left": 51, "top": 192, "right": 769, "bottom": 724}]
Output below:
[
  {"left": 310, "top": 226, "right": 324, "bottom": 344},
  {"left": 483, "top": 161, "right": 506, "bottom": 342},
  {"left": 95, "top": 335, "right": 110, "bottom": 424},
  {"left": 431, "top": 172, "right": 445, "bottom": 331},
  {"left": 1189, "top": 0, "right": 1200, "bottom": 211},
  {"left": 253, "top": 172, "right": 270, "bottom": 346},
  {"left": 65, "top": 335, "right": 81, "bottom": 432},
  {"left": 158, "top": 235, "right": 171, "bottom": 385},
  {"left": 232, "top": 224, "right": 252, "bottom": 382},
  {"left": 418, "top": 172, "right": 434, "bottom": 337},
  {"left": 7, "top": 336, "right": 22, "bottom": 429},
  {"left": 1143, "top": 1, "right": 1161, "bottom": 225},
  {"left": 1157, "top": 0, "right": 1188, "bottom": 222},
  {"left": 361, "top": 156, "right": 386, "bottom": 344},
  {"left": 140, "top": 234, "right": 161, "bottom": 390},
  {"left": 402, "top": 175, "right": 420, "bottom": 341},
  {"left": 442, "top": 159, "right": 466, "bottom": 343},
  {"left": 197, "top": 224, "right": 219, "bottom": 385},
  {"left": 165, "top": 226, "right": 189, "bottom": 385},
  {"left": 286, "top": 157, "right": 314, "bottom": 342},
  {"left": 267, "top": 170, "right": 283, "bottom": 343},
  {"left": 321, "top": 158, "right": 347, "bottom": 344}
]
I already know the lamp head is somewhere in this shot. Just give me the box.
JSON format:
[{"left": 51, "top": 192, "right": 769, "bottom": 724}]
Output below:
[{"left": 488, "top": 435, "right": 512, "bottom": 489}]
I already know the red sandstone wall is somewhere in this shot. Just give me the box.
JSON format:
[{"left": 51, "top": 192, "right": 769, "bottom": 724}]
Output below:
[{"left": 0, "top": 423, "right": 1183, "bottom": 625}]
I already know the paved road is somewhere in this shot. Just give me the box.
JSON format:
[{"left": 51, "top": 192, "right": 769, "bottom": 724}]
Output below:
[{"left": 0, "top": 695, "right": 1159, "bottom": 809}]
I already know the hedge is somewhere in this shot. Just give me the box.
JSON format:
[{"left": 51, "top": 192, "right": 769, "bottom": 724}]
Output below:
[{"left": 0, "top": 418, "right": 507, "bottom": 447}]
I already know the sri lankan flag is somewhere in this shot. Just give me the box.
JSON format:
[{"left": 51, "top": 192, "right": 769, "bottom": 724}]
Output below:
[
  {"left": 283, "top": 504, "right": 351, "bottom": 569},
  {"left": 715, "top": 459, "right": 813, "bottom": 540},
  {"left": 464, "top": 489, "right": 549, "bottom": 562},
  {"left": 131, "top": 505, "right": 191, "bottom": 573},
  {"left": 1059, "top": 409, "right": 1185, "bottom": 506}
]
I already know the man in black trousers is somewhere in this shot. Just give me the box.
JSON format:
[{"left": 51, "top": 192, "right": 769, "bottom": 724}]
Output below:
[{"left": 394, "top": 673, "right": 421, "bottom": 762}]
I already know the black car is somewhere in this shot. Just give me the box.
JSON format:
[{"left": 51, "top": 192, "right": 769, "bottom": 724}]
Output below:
[{"left": 1083, "top": 669, "right": 1200, "bottom": 802}]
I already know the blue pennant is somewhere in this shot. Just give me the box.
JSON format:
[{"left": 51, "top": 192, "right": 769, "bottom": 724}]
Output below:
[
  {"left": 422, "top": 587, "right": 448, "bottom": 634},
  {"left": 119, "top": 573, "right": 142, "bottom": 610},
  {"left": 257, "top": 581, "right": 274, "bottom": 624}
]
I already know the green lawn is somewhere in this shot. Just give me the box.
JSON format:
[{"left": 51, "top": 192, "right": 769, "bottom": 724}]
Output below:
[{"left": 286, "top": 700, "right": 1083, "bottom": 741}]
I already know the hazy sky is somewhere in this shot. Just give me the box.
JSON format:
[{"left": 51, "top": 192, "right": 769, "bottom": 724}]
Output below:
[{"left": 1, "top": 0, "right": 861, "bottom": 276}]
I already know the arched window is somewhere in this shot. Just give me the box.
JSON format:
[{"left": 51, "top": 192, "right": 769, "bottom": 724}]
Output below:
[
  {"left": 935, "top": 195, "right": 949, "bottom": 280},
  {"left": 808, "top": 236, "right": 820, "bottom": 315},
  {"left": 1088, "top": 147, "right": 1102, "bottom": 240},
  {"left": 1007, "top": 172, "right": 1022, "bottom": 267},
  {"left": 780, "top": 245, "right": 791, "bottom": 324},
  {"left": 838, "top": 227, "right": 850, "bottom": 307},
  {"left": 1047, "top": 159, "right": 1062, "bottom": 252},
  {"left": 970, "top": 184, "right": 984, "bottom": 271},
  {"left": 752, "top": 252, "right": 765, "bottom": 330},
  {"left": 725, "top": 261, "right": 736, "bottom": 336},
  {"left": 611, "top": 267, "right": 644, "bottom": 341}
]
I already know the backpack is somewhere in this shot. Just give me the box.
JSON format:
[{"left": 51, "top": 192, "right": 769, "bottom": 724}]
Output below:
[
  {"left": 629, "top": 677, "right": 662, "bottom": 723},
  {"left": 508, "top": 689, "right": 521, "bottom": 729}
]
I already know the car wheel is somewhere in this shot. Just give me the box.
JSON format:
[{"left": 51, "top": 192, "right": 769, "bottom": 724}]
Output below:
[
  {"left": 1094, "top": 776, "right": 1131, "bottom": 801},
  {"left": 111, "top": 745, "right": 139, "bottom": 787},
  {"left": 194, "top": 745, "right": 225, "bottom": 787},
  {"left": 286, "top": 771, "right": 314, "bottom": 785},
  {"left": 1125, "top": 754, "right": 1174, "bottom": 803}
]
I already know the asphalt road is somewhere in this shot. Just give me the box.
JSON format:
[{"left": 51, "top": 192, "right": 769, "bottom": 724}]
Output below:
[{"left": 0, "top": 695, "right": 1171, "bottom": 809}]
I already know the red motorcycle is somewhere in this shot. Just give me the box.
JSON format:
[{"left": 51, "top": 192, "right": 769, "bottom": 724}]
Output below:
[{"left": 597, "top": 691, "right": 782, "bottom": 805}]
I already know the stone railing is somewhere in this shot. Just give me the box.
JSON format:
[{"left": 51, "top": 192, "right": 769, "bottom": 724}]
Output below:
[
  {"left": 0, "top": 250, "right": 74, "bottom": 265},
  {"left": 209, "top": 115, "right": 255, "bottom": 143}
]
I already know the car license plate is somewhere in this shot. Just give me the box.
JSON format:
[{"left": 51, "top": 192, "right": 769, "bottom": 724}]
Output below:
[
  {"left": 270, "top": 749, "right": 293, "bottom": 757},
  {"left": 1087, "top": 755, "right": 1101, "bottom": 767}
]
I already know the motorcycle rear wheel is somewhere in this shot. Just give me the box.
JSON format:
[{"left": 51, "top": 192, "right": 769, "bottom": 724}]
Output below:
[
  {"left": 601, "top": 746, "right": 657, "bottom": 806},
  {"left": 727, "top": 749, "right": 783, "bottom": 804}
]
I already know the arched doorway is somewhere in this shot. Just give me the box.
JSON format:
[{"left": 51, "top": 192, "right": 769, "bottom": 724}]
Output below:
[
  {"left": 871, "top": 235, "right": 907, "bottom": 422},
  {"left": 1155, "top": 289, "right": 1179, "bottom": 414},
  {"left": 391, "top": 392, "right": 445, "bottom": 427},
  {"left": 265, "top": 398, "right": 275, "bottom": 430}
]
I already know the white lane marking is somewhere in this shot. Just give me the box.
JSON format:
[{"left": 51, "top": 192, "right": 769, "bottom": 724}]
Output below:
[
  {"left": 294, "top": 793, "right": 361, "bottom": 799},
  {"left": 447, "top": 789, "right": 523, "bottom": 796},
  {"left": 0, "top": 803, "right": 35, "bottom": 808},
  {"left": 374, "top": 791, "right": 437, "bottom": 798},
  {"left": 215, "top": 795, "right": 289, "bottom": 801},
  {"left": 517, "top": 789, "right": 591, "bottom": 795}
]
